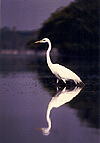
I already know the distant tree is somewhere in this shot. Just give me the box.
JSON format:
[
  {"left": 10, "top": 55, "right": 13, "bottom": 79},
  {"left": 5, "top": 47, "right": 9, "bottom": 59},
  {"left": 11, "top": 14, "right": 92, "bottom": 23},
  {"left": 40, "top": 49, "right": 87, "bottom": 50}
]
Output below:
[
  {"left": 37, "top": 0, "right": 99, "bottom": 58},
  {"left": 1, "top": 26, "right": 11, "bottom": 31},
  {"left": 1, "top": 27, "right": 36, "bottom": 52},
  {"left": 12, "top": 26, "right": 17, "bottom": 31}
]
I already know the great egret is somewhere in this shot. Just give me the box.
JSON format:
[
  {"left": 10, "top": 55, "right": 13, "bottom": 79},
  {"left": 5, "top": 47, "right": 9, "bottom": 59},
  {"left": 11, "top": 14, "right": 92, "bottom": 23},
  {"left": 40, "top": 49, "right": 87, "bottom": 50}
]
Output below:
[
  {"left": 38, "top": 86, "right": 83, "bottom": 135},
  {"left": 35, "top": 38, "right": 83, "bottom": 85}
]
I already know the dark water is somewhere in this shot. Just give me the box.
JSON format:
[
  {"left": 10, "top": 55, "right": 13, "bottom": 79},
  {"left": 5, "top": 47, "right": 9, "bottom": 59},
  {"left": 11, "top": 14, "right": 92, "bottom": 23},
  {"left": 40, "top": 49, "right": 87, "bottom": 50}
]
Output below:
[{"left": 0, "top": 54, "right": 99, "bottom": 143}]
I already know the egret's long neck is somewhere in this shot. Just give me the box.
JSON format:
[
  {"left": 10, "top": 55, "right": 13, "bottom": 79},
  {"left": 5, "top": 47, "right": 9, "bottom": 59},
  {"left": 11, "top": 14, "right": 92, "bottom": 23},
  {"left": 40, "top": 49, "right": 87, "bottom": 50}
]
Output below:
[
  {"left": 46, "top": 105, "right": 52, "bottom": 131},
  {"left": 46, "top": 41, "right": 53, "bottom": 68}
]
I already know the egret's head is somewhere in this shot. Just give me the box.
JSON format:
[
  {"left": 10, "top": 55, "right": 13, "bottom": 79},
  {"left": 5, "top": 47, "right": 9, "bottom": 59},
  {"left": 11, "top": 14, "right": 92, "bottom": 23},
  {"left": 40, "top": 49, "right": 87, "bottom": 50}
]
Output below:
[
  {"left": 35, "top": 127, "right": 50, "bottom": 136},
  {"left": 35, "top": 38, "right": 50, "bottom": 44},
  {"left": 42, "top": 127, "right": 50, "bottom": 136}
]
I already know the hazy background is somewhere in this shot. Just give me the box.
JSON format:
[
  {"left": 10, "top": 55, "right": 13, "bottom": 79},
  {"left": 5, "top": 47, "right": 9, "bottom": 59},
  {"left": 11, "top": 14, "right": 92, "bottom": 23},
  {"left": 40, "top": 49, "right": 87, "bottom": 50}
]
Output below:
[
  {"left": 1, "top": 0, "right": 74, "bottom": 30},
  {"left": 0, "top": 0, "right": 99, "bottom": 142}
]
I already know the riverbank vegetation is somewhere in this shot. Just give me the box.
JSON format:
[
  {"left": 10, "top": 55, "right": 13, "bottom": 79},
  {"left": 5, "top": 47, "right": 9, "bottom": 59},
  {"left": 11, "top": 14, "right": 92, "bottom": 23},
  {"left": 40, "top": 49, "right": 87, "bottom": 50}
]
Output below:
[
  {"left": 1, "top": 0, "right": 99, "bottom": 61},
  {"left": 37, "top": 0, "right": 99, "bottom": 61}
]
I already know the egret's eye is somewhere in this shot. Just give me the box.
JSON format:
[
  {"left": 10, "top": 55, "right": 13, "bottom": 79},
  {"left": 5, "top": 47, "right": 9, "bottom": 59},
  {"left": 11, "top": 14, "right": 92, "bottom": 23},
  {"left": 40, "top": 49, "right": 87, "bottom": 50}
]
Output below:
[{"left": 41, "top": 39, "right": 46, "bottom": 43}]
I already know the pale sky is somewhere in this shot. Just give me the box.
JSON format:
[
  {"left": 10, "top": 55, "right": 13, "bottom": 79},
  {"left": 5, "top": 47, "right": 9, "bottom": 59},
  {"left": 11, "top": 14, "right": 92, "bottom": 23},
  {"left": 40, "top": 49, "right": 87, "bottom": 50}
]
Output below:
[{"left": 1, "top": 0, "right": 74, "bottom": 30}]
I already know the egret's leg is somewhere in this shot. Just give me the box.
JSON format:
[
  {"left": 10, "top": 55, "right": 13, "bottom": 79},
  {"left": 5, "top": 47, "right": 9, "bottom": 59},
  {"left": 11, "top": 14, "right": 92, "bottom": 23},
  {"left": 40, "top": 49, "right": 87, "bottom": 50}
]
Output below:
[
  {"left": 62, "top": 79, "right": 66, "bottom": 84},
  {"left": 56, "top": 86, "right": 59, "bottom": 92},
  {"left": 57, "top": 79, "right": 59, "bottom": 84}
]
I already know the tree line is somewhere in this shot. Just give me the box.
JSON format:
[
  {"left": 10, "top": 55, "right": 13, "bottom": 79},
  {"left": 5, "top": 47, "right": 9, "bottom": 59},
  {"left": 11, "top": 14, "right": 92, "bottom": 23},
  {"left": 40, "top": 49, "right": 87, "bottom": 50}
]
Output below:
[
  {"left": 1, "top": 0, "right": 99, "bottom": 60},
  {"left": 36, "top": 0, "right": 99, "bottom": 60}
]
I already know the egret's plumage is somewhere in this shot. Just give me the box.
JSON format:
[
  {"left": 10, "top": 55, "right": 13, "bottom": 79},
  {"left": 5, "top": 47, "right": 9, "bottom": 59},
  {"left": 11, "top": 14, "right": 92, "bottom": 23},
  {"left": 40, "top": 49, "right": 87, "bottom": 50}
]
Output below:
[
  {"left": 35, "top": 38, "right": 83, "bottom": 85},
  {"left": 37, "top": 86, "right": 83, "bottom": 135}
]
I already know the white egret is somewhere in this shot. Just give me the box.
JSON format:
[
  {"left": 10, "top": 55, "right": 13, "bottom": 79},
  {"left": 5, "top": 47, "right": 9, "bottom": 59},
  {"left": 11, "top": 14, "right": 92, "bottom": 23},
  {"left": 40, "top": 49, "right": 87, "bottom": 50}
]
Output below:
[
  {"left": 38, "top": 86, "right": 83, "bottom": 135},
  {"left": 35, "top": 38, "right": 83, "bottom": 85}
]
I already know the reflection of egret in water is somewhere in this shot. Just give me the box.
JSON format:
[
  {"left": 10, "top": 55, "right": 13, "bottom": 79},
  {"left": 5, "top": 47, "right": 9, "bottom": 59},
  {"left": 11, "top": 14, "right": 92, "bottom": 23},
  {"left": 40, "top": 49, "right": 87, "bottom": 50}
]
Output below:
[{"left": 39, "top": 86, "right": 83, "bottom": 135}]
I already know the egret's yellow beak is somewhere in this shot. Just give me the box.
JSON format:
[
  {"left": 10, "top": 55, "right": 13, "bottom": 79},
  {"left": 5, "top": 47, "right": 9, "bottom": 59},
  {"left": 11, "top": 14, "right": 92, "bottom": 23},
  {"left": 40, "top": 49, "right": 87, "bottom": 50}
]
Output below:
[
  {"left": 35, "top": 127, "right": 42, "bottom": 131},
  {"left": 35, "top": 40, "right": 42, "bottom": 44}
]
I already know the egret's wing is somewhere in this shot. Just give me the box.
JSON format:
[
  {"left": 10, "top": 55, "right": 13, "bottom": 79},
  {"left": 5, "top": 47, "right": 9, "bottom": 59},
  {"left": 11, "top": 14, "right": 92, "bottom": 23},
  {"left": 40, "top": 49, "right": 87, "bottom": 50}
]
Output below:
[{"left": 53, "top": 64, "right": 81, "bottom": 82}]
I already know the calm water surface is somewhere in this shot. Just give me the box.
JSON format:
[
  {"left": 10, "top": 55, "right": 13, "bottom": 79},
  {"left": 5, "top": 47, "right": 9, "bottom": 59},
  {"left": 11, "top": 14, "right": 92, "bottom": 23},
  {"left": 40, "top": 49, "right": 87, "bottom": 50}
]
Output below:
[{"left": 0, "top": 54, "right": 99, "bottom": 143}]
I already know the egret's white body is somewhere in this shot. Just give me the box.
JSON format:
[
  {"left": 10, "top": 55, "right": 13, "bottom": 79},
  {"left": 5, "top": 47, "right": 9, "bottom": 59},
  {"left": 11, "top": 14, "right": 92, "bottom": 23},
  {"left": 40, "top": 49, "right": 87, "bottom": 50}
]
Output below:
[
  {"left": 40, "top": 86, "right": 83, "bottom": 135},
  {"left": 35, "top": 38, "right": 83, "bottom": 84}
]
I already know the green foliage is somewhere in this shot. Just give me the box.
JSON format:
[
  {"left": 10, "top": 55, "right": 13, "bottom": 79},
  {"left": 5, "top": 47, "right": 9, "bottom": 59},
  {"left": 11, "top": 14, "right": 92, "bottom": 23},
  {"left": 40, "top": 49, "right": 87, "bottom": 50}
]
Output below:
[
  {"left": 0, "top": 27, "right": 37, "bottom": 51},
  {"left": 38, "top": 0, "right": 99, "bottom": 58}
]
